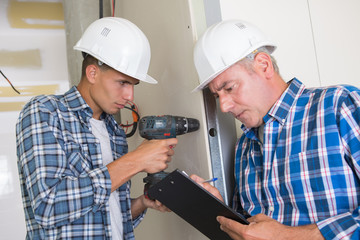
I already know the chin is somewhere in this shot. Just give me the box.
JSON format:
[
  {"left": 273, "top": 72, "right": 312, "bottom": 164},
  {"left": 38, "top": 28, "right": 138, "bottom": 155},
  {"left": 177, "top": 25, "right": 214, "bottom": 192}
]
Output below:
[
  {"left": 242, "top": 121, "right": 257, "bottom": 129},
  {"left": 106, "top": 109, "right": 120, "bottom": 116}
]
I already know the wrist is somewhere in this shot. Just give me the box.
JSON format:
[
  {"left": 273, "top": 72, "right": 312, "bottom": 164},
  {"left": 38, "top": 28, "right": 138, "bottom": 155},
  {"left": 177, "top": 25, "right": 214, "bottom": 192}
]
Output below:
[
  {"left": 119, "top": 151, "right": 145, "bottom": 173},
  {"left": 288, "top": 224, "right": 324, "bottom": 240},
  {"left": 131, "top": 195, "right": 147, "bottom": 219}
]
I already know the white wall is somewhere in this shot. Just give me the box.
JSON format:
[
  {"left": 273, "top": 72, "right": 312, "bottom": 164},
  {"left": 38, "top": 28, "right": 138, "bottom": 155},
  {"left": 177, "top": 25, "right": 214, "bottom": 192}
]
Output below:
[
  {"left": 0, "top": 0, "right": 69, "bottom": 239},
  {"left": 219, "top": 0, "right": 360, "bottom": 89},
  {"left": 307, "top": 0, "right": 360, "bottom": 87},
  {"left": 219, "top": 0, "right": 360, "bottom": 135},
  {"left": 115, "top": 1, "right": 212, "bottom": 239}
]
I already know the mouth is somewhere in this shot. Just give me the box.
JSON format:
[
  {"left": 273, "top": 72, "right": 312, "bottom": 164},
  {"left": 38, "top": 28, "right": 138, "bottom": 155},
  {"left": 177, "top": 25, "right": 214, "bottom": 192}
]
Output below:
[
  {"left": 115, "top": 103, "right": 125, "bottom": 109},
  {"left": 234, "top": 111, "right": 244, "bottom": 120}
]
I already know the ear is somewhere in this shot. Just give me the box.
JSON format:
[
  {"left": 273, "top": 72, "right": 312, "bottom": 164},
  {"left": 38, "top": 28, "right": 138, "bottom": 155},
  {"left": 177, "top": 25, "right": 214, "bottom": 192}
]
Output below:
[
  {"left": 254, "top": 52, "right": 274, "bottom": 79},
  {"left": 85, "top": 64, "right": 98, "bottom": 84}
]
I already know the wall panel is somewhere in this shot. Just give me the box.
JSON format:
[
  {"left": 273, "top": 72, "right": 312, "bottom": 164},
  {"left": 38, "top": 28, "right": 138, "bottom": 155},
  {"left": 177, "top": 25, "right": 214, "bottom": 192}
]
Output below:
[
  {"left": 116, "top": 1, "right": 211, "bottom": 239},
  {"left": 308, "top": 0, "right": 360, "bottom": 87},
  {"left": 219, "top": 0, "right": 320, "bottom": 88}
]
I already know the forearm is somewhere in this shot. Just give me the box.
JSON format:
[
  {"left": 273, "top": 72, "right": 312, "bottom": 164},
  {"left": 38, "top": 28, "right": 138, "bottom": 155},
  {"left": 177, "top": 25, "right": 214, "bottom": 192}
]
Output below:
[
  {"left": 286, "top": 224, "right": 324, "bottom": 240},
  {"left": 218, "top": 214, "right": 325, "bottom": 240},
  {"left": 131, "top": 196, "right": 147, "bottom": 219},
  {"left": 107, "top": 151, "right": 143, "bottom": 192}
]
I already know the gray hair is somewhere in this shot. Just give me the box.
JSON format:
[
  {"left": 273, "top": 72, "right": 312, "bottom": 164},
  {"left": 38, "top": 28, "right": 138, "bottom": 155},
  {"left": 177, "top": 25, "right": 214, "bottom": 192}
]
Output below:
[{"left": 238, "top": 46, "right": 279, "bottom": 74}]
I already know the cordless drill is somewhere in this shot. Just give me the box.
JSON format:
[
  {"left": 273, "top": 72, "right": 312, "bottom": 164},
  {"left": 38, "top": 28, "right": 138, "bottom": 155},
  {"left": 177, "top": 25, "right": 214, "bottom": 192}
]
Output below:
[{"left": 139, "top": 115, "right": 200, "bottom": 199}]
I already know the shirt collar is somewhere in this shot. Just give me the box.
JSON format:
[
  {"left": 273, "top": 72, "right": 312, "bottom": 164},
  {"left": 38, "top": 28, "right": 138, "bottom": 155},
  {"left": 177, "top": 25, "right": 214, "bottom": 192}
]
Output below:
[
  {"left": 63, "top": 86, "right": 93, "bottom": 120},
  {"left": 265, "top": 78, "right": 305, "bottom": 125},
  {"left": 241, "top": 78, "right": 305, "bottom": 138},
  {"left": 63, "top": 86, "right": 120, "bottom": 133}
]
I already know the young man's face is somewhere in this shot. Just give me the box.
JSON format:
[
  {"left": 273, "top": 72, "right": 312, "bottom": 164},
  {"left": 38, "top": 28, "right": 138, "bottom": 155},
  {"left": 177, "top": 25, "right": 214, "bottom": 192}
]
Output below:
[
  {"left": 90, "top": 67, "right": 139, "bottom": 119},
  {"left": 208, "top": 62, "right": 268, "bottom": 129}
]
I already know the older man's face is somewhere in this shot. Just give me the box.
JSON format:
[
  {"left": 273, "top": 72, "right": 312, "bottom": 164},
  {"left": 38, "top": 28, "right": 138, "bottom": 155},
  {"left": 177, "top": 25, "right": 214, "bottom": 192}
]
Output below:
[{"left": 208, "top": 62, "right": 268, "bottom": 128}]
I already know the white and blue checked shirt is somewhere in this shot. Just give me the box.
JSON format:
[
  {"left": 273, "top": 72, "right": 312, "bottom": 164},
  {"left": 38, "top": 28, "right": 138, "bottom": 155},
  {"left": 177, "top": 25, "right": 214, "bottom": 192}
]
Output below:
[
  {"left": 16, "top": 86, "right": 144, "bottom": 239},
  {"left": 233, "top": 78, "right": 360, "bottom": 240}
]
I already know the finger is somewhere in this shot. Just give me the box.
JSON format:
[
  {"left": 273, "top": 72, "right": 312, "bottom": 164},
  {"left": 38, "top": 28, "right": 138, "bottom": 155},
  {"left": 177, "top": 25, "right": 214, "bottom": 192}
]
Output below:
[
  {"left": 190, "top": 175, "right": 224, "bottom": 201},
  {"left": 217, "top": 216, "right": 246, "bottom": 239},
  {"left": 154, "top": 200, "right": 171, "bottom": 212},
  {"left": 155, "top": 203, "right": 171, "bottom": 212},
  {"left": 166, "top": 138, "right": 178, "bottom": 146},
  {"left": 248, "top": 213, "right": 269, "bottom": 223},
  {"left": 168, "top": 148, "right": 175, "bottom": 156},
  {"left": 148, "top": 199, "right": 161, "bottom": 210},
  {"left": 202, "top": 183, "right": 223, "bottom": 201},
  {"left": 190, "top": 174, "right": 205, "bottom": 183}
]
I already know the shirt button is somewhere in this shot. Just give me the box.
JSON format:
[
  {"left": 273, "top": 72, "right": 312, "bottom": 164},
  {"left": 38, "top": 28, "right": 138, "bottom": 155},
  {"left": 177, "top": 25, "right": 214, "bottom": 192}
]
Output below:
[{"left": 269, "top": 206, "right": 274, "bottom": 212}]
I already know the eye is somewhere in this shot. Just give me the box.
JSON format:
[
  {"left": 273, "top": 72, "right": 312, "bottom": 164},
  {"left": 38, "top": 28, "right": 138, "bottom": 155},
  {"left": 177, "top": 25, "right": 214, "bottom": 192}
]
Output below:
[
  {"left": 225, "top": 86, "right": 233, "bottom": 92},
  {"left": 117, "top": 79, "right": 139, "bottom": 86},
  {"left": 118, "top": 80, "right": 130, "bottom": 86},
  {"left": 225, "top": 83, "right": 236, "bottom": 92}
]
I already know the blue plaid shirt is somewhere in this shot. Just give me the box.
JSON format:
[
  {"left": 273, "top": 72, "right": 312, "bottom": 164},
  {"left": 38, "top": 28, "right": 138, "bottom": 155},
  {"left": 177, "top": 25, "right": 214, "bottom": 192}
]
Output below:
[
  {"left": 233, "top": 78, "right": 360, "bottom": 240},
  {"left": 16, "top": 86, "right": 144, "bottom": 239}
]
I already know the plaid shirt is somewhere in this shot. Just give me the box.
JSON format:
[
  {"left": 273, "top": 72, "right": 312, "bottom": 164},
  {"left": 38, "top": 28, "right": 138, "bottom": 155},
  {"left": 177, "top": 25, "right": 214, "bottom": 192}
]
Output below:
[
  {"left": 16, "top": 86, "right": 144, "bottom": 239},
  {"left": 233, "top": 78, "right": 360, "bottom": 240}
]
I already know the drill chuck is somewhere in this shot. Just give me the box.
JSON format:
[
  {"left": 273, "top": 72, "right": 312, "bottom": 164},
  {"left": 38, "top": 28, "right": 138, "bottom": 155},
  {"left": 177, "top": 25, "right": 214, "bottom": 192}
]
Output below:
[{"left": 175, "top": 116, "right": 200, "bottom": 135}]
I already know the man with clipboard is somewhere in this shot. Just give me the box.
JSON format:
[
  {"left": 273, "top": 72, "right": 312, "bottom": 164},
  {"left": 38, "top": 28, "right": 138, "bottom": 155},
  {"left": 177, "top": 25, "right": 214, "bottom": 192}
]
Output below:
[{"left": 191, "top": 19, "right": 360, "bottom": 240}]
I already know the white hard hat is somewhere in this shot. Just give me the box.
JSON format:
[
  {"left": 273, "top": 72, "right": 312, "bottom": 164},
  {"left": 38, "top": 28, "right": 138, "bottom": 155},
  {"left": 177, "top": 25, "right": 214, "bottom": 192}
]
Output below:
[
  {"left": 74, "top": 17, "right": 157, "bottom": 84},
  {"left": 193, "top": 19, "right": 276, "bottom": 91}
]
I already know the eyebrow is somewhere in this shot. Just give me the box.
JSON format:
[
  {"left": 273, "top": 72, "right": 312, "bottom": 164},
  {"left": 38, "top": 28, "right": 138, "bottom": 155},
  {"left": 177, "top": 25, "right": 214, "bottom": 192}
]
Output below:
[
  {"left": 120, "top": 79, "right": 140, "bottom": 85},
  {"left": 215, "top": 82, "right": 228, "bottom": 92}
]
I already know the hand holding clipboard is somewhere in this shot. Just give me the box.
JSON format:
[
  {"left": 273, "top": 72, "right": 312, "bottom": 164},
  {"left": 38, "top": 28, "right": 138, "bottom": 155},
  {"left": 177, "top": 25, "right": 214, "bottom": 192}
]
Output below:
[{"left": 147, "top": 169, "right": 250, "bottom": 240}]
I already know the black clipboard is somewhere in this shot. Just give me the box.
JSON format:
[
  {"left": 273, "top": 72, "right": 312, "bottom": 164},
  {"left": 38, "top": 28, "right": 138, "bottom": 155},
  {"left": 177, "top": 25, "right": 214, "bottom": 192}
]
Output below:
[{"left": 147, "top": 169, "right": 250, "bottom": 240}]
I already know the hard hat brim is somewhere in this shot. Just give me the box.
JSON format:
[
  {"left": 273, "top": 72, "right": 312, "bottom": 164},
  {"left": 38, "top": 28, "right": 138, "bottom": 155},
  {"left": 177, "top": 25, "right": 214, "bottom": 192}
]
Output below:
[
  {"left": 191, "top": 65, "right": 229, "bottom": 92},
  {"left": 144, "top": 74, "right": 158, "bottom": 84}
]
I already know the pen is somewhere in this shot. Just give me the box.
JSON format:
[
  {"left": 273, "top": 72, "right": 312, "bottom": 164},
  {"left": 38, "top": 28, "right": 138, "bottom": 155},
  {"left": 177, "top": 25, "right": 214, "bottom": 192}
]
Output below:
[{"left": 202, "top": 177, "right": 218, "bottom": 183}]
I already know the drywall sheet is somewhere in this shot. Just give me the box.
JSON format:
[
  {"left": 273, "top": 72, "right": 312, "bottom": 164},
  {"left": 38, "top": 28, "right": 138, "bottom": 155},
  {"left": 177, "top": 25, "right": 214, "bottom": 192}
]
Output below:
[
  {"left": 218, "top": 0, "right": 321, "bottom": 137},
  {"left": 0, "top": 84, "right": 60, "bottom": 112},
  {"left": 7, "top": 0, "right": 64, "bottom": 29},
  {"left": 219, "top": 0, "right": 360, "bottom": 95},
  {"left": 115, "top": 1, "right": 211, "bottom": 239},
  {"left": 219, "top": 0, "right": 320, "bottom": 88},
  {"left": 308, "top": 0, "right": 360, "bottom": 87},
  {"left": 0, "top": 49, "right": 41, "bottom": 68}
]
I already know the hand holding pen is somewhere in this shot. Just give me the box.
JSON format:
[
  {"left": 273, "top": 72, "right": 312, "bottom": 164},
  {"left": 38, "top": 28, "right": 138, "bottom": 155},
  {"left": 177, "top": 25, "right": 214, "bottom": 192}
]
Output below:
[
  {"left": 202, "top": 177, "right": 218, "bottom": 184},
  {"left": 190, "top": 174, "right": 223, "bottom": 202}
]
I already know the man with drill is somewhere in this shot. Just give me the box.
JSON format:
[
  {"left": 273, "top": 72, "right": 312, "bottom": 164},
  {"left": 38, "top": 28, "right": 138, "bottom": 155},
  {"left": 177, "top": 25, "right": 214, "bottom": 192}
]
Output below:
[
  {"left": 191, "top": 19, "right": 360, "bottom": 240},
  {"left": 16, "top": 17, "right": 177, "bottom": 239}
]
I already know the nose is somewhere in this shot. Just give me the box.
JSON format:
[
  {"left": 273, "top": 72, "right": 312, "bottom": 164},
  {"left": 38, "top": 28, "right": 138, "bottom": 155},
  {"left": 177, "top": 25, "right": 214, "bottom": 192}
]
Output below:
[
  {"left": 218, "top": 93, "right": 232, "bottom": 113},
  {"left": 123, "top": 85, "right": 134, "bottom": 102}
]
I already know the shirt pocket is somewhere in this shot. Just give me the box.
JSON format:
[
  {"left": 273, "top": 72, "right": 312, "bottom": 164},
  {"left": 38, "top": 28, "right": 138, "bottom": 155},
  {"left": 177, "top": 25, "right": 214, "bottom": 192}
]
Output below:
[
  {"left": 64, "top": 142, "right": 93, "bottom": 176},
  {"left": 284, "top": 147, "right": 343, "bottom": 219},
  {"left": 282, "top": 149, "right": 327, "bottom": 195}
]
